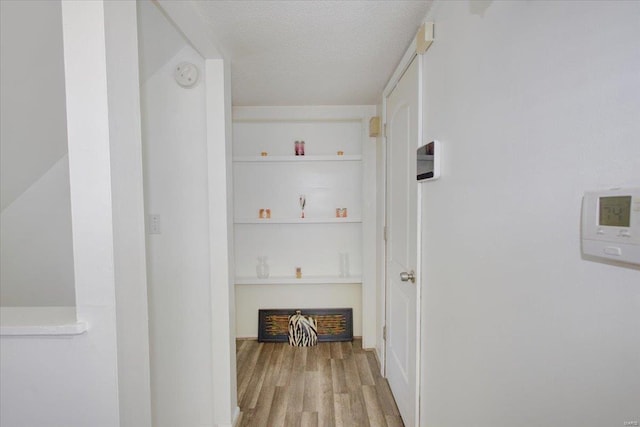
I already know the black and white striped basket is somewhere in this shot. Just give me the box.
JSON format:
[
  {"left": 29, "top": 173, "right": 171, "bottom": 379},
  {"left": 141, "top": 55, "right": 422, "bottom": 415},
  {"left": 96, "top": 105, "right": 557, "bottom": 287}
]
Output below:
[{"left": 288, "top": 310, "right": 318, "bottom": 347}]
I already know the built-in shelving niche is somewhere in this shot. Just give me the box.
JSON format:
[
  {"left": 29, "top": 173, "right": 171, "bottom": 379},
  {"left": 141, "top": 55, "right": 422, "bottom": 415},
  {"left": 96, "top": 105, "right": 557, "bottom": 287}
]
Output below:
[{"left": 232, "top": 107, "right": 374, "bottom": 339}]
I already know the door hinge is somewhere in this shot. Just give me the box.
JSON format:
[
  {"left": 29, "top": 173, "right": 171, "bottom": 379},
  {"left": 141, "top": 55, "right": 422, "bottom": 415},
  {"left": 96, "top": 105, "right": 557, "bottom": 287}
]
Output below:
[
  {"left": 383, "top": 325, "right": 387, "bottom": 340},
  {"left": 383, "top": 123, "right": 387, "bottom": 139},
  {"left": 383, "top": 226, "right": 387, "bottom": 242}
]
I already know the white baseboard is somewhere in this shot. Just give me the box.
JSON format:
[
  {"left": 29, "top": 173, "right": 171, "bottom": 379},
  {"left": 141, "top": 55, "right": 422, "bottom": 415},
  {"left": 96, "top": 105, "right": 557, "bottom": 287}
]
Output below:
[{"left": 231, "top": 406, "right": 240, "bottom": 427}]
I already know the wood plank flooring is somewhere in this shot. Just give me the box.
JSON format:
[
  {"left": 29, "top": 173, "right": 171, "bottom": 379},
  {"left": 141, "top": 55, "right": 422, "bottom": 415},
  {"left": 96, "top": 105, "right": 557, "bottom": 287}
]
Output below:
[{"left": 236, "top": 339, "right": 404, "bottom": 427}]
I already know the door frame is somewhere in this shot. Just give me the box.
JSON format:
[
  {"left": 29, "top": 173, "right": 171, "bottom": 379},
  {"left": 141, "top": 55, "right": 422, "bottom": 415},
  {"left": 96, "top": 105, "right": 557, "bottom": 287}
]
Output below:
[{"left": 381, "top": 32, "right": 425, "bottom": 426}]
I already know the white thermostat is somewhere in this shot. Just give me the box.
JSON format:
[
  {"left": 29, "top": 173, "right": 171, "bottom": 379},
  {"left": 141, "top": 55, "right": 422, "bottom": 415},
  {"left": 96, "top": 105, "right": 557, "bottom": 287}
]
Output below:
[
  {"left": 417, "top": 140, "right": 440, "bottom": 181},
  {"left": 581, "top": 187, "right": 640, "bottom": 265}
]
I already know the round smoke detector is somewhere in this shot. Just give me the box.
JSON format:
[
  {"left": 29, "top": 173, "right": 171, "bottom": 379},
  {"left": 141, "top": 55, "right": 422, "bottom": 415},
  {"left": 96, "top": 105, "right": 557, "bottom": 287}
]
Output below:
[{"left": 174, "top": 62, "right": 199, "bottom": 88}]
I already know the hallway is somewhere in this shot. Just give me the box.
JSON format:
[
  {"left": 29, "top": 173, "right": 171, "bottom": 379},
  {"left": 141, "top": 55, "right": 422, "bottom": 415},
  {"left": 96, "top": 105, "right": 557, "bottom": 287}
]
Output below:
[{"left": 236, "top": 339, "right": 404, "bottom": 427}]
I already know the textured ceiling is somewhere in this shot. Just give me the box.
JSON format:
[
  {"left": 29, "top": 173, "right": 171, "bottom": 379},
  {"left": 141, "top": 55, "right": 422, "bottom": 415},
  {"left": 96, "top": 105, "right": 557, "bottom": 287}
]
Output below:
[{"left": 192, "top": 1, "right": 433, "bottom": 106}]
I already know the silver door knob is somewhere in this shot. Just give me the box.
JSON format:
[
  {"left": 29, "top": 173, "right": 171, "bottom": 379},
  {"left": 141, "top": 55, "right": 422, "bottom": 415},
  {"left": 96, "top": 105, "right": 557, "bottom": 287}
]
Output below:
[{"left": 399, "top": 270, "right": 416, "bottom": 283}]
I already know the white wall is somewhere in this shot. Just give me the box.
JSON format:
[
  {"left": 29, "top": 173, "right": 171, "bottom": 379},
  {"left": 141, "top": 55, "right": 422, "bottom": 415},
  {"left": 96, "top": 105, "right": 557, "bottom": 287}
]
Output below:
[
  {"left": 0, "top": 0, "right": 69, "bottom": 210},
  {"left": 236, "top": 284, "right": 363, "bottom": 338},
  {"left": 138, "top": 3, "right": 239, "bottom": 425},
  {"left": 0, "top": 0, "right": 75, "bottom": 307},
  {"left": 140, "top": 42, "right": 215, "bottom": 427},
  {"left": 1, "top": 2, "right": 127, "bottom": 425},
  {"left": 136, "top": 0, "right": 186, "bottom": 82},
  {"left": 418, "top": 1, "right": 640, "bottom": 426},
  {"left": 0, "top": 156, "right": 75, "bottom": 306}
]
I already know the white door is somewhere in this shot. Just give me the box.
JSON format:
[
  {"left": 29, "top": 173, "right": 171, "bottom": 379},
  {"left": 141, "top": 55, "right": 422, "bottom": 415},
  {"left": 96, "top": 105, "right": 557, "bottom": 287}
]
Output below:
[{"left": 385, "top": 57, "right": 420, "bottom": 427}]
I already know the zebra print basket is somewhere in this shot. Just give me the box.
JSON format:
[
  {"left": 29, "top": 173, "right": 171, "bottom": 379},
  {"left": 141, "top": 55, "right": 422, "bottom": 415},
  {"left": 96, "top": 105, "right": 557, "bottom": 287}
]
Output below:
[{"left": 288, "top": 310, "right": 318, "bottom": 347}]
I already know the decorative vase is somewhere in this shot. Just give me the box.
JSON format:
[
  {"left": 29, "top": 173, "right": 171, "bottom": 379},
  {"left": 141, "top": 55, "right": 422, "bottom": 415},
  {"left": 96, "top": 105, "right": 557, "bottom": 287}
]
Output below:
[
  {"left": 256, "top": 256, "right": 270, "bottom": 279},
  {"left": 299, "top": 195, "right": 306, "bottom": 219},
  {"left": 339, "top": 253, "right": 350, "bottom": 278}
]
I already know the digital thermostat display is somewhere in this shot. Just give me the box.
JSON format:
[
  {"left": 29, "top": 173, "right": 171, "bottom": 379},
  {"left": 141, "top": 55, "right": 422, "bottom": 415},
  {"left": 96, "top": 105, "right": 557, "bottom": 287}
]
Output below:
[
  {"left": 599, "top": 196, "right": 631, "bottom": 227},
  {"left": 582, "top": 188, "right": 640, "bottom": 266},
  {"left": 417, "top": 140, "right": 440, "bottom": 181}
]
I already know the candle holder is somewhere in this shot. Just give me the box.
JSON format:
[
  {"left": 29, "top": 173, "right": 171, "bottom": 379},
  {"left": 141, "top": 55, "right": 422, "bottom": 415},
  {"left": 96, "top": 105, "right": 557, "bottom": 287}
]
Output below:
[
  {"left": 259, "top": 208, "right": 271, "bottom": 219},
  {"left": 299, "top": 195, "right": 306, "bottom": 219}
]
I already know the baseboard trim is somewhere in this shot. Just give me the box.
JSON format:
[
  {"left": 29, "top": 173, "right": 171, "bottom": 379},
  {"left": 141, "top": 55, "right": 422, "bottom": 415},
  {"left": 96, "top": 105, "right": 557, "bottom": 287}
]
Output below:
[
  {"left": 213, "top": 406, "right": 240, "bottom": 427},
  {"left": 231, "top": 406, "right": 240, "bottom": 427}
]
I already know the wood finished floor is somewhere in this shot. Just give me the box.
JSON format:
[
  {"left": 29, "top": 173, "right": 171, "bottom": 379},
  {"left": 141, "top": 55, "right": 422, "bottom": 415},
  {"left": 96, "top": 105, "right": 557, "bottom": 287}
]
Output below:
[{"left": 236, "top": 339, "right": 404, "bottom": 427}]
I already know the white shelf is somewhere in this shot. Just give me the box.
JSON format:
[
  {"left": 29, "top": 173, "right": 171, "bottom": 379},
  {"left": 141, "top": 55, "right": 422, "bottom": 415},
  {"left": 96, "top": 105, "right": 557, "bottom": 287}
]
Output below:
[
  {"left": 0, "top": 306, "right": 88, "bottom": 336},
  {"left": 234, "top": 217, "right": 362, "bottom": 224},
  {"left": 235, "top": 276, "right": 362, "bottom": 285},
  {"left": 233, "top": 155, "right": 361, "bottom": 163},
  {"left": 233, "top": 113, "right": 364, "bottom": 294}
]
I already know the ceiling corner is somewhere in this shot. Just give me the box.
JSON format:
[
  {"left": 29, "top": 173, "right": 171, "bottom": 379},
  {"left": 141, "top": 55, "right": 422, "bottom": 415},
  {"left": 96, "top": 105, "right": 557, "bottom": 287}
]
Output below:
[{"left": 153, "top": 0, "right": 223, "bottom": 59}]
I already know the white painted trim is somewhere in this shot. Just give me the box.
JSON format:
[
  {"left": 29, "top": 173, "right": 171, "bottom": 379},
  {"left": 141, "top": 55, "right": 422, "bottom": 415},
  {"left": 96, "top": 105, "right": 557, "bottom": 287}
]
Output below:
[
  {"left": 0, "top": 322, "right": 88, "bottom": 336},
  {"left": 0, "top": 307, "right": 88, "bottom": 336},
  {"left": 233, "top": 105, "right": 374, "bottom": 122},
  {"left": 205, "top": 58, "right": 238, "bottom": 427},
  {"left": 235, "top": 276, "right": 363, "bottom": 285},
  {"left": 205, "top": 406, "right": 240, "bottom": 427},
  {"left": 383, "top": 45, "right": 417, "bottom": 99},
  {"left": 376, "top": 108, "right": 388, "bottom": 376},
  {"left": 234, "top": 218, "right": 362, "bottom": 224},
  {"left": 233, "top": 155, "right": 362, "bottom": 163},
  {"left": 414, "top": 51, "right": 424, "bottom": 427},
  {"left": 361, "top": 105, "right": 378, "bottom": 350},
  {"left": 103, "top": 2, "right": 153, "bottom": 426},
  {"left": 59, "top": 1, "right": 121, "bottom": 423},
  {"left": 382, "top": 19, "right": 433, "bottom": 98},
  {"left": 231, "top": 406, "right": 241, "bottom": 427},
  {"left": 381, "top": 23, "right": 427, "bottom": 426},
  {"left": 214, "top": 405, "right": 241, "bottom": 427}
]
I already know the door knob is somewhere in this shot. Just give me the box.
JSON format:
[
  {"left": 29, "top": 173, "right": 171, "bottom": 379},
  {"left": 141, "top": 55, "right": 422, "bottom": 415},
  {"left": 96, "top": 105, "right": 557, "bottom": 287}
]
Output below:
[{"left": 399, "top": 270, "right": 416, "bottom": 283}]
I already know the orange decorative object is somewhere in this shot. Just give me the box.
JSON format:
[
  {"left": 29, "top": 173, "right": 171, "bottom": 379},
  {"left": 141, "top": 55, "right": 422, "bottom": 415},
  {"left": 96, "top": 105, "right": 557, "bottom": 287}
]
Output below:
[
  {"left": 259, "top": 209, "right": 271, "bottom": 219},
  {"left": 261, "top": 151, "right": 268, "bottom": 156},
  {"left": 336, "top": 208, "right": 348, "bottom": 218},
  {"left": 337, "top": 150, "right": 344, "bottom": 156}
]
